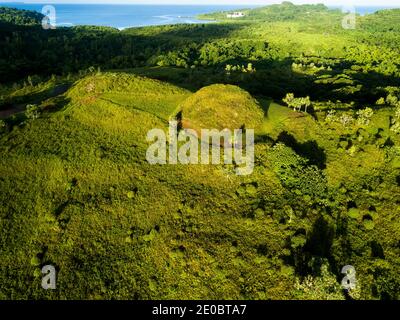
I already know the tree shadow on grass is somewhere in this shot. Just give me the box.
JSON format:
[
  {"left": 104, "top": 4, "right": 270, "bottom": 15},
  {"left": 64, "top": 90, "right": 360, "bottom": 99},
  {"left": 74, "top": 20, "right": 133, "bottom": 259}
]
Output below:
[
  {"left": 276, "top": 131, "right": 327, "bottom": 169},
  {"left": 43, "top": 95, "right": 71, "bottom": 114},
  {"left": 294, "top": 216, "right": 336, "bottom": 277},
  {"left": 255, "top": 97, "right": 272, "bottom": 118}
]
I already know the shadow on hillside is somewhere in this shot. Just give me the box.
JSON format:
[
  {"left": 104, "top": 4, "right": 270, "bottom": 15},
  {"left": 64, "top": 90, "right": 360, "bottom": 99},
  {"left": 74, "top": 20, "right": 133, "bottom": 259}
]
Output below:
[
  {"left": 0, "top": 83, "right": 71, "bottom": 110},
  {"left": 313, "top": 60, "right": 400, "bottom": 104},
  {"left": 3, "top": 19, "right": 399, "bottom": 109},
  {"left": 123, "top": 22, "right": 247, "bottom": 40},
  {"left": 294, "top": 216, "right": 336, "bottom": 277},
  {"left": 1, "top": 22, "right": 248, "bottom": 84},
  {"left": 43, "top": 95, "right": 71, "bottom": 114},
  {"left": 276, "top": 131, "right": 327, "bottom": 169},
  {"left": 125, "top": 55, "right": 400, "bottom": 107},
  {"left": 255, "top": 97, "right": 272, "bottom": 117}
]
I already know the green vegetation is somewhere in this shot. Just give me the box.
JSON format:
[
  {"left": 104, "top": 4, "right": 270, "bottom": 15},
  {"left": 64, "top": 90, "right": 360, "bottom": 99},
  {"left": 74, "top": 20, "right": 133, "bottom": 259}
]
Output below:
[
  {"left": 199, "top": 1, "right": 338, "bottom": 23},
  {"left": 0, "top": 2, "right": 400, "bottom": 300},
  {"left": 0, "top": 7, "right": 43, "bottom": 26},
  {"left": 283, "top": 93, "right": 311, "bottom": 113},
  {"left": 180, "top": 84, "right": 263, "bottom": 132}
]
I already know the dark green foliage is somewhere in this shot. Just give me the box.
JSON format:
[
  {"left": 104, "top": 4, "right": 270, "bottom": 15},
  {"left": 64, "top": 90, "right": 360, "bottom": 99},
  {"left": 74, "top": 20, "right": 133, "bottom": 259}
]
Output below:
[
  {"left": 0, "top": 7, "right": 43, "bottom": 26},
  {"left": 268, "top": 143, "right": 327, "bottom": 198}
]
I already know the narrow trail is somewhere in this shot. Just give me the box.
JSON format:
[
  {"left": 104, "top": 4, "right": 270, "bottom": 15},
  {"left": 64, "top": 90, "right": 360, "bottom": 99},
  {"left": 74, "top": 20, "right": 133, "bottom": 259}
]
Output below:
[{"left": 99, "top": 97, "right": 171, "bottom": 124}]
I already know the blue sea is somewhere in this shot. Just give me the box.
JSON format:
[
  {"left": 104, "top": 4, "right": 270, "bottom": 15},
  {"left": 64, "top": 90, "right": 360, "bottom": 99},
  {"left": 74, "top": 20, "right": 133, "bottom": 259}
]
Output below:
[
  {"left": 0, "top": 3, "right": 255, "bottom": 29},
  {"left": 0, "top": 3, "right": 398, "bottom": 29}
]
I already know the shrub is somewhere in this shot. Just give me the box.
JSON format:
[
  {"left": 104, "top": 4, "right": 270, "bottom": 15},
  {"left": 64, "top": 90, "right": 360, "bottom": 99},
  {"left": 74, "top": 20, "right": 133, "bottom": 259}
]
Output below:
[
  {"left": 363, "top": 219, "right": 375, "bottom": 230},
  {"left": 127, "top": 191, "right": 136, "bottom": 199},
  {"left": 356, "top": 107, "right": 374, "bottom": 126},
  {"left": 269, "top": 143, "right": 327, "bottom": 198},
  {"left": 386, "top": 94, "right": 398, "bottom": 106},
  {"left": 376, "top": 97, "right": 386, "bottom": 105},
  {"left": 291, "top": 234, "right": 307, "bottom": 249},
  {"left": 338, "top": 114, "right": 354, "bottom": 127},
  {"left": 325, "top": 110, "right": 337, "bottom": 123},
  {"left": 348, "top": 208, "right": 360, "bottom": 219},
  {"left": 25, "top": 104, "right": 41, "bottom": 120},
  {"left": 294, "top": 264, "right": 345, "bottom": 300}
]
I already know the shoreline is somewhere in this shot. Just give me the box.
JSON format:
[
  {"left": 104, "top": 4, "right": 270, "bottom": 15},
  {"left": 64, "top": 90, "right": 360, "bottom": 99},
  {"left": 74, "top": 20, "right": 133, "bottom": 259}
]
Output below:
[{"left": 1, "top": 4, "right": 399, "bottom": 29}]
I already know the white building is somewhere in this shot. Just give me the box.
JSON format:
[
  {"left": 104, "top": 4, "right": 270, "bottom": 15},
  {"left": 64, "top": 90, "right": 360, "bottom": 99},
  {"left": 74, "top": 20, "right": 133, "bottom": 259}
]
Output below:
[{"left": 227, "top": 12, "right": 245, "bottom": 19}]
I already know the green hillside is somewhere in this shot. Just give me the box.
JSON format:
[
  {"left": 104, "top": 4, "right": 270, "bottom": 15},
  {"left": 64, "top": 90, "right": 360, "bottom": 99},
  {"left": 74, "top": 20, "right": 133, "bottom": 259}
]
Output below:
[
  {"left": 199, "top": 2, "right": 339, "bottom": 23},
  {"left": 1, "top": 71, "right": 400, "bottom": 299},
  {"left": 1, "top": 2, "right": 400, "bottom": 300},
  {"left": 180, "top": 84, "right": 264, "bottom": 132}
]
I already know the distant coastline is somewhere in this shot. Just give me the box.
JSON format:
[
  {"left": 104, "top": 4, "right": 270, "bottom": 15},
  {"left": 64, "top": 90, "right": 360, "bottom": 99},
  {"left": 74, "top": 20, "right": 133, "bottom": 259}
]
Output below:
[
  {"left": 0, "top": 3, "right": 254, "bottom": 29},
  {"left": 0, "top": 3, "right": 399, "bottom": 29}
]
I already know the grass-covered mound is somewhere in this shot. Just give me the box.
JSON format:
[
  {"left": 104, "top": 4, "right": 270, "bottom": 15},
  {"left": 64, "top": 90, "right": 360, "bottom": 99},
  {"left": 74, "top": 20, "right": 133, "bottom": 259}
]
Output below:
[
  {"left": 67, "top": 72, "right": 191, "bottom": 121},
  {"left": 180, "top": 84, "right": 264, "bottom": 132}
]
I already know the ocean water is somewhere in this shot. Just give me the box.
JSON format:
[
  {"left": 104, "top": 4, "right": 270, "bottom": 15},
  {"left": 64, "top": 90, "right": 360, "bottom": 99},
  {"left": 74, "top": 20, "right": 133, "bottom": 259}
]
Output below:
[
  {"left": 0, "top": 3, "right": 254, "bottom": 29},
  {"left": 0, "top": 3, "right": 398, "bottom": 29}
]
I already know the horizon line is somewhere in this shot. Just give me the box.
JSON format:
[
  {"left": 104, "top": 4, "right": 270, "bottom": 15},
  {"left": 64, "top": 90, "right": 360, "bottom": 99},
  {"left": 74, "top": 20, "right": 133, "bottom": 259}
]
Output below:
[{"left": 1, "top": 1, "right": 399, "bottom": 6}]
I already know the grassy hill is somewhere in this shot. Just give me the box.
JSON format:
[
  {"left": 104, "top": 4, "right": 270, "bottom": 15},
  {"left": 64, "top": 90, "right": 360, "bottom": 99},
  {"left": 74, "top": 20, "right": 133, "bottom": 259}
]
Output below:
[
  {"left": 1, "top": 3, "right": 400, "bottom": 300},
  {"left": 0, "top": 73, "right": 294, "bottom": 299},
  {"left": 180, "top": 84, "right": 264, "bottom": 132},
  {"left": 67, "top": 73, "right": 190, "bottom": 122},
  {"left": 1, "top": 71, "right": 399, "bottom": 299}
]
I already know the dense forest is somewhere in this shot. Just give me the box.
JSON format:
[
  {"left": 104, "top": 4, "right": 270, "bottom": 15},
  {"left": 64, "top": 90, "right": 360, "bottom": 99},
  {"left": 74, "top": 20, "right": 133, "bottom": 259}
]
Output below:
[
  {"left": 0, "top": 6, "right": 43, "bottom": 26},
  {"left": 0, "top": 3, "right": 399, "bottom": 300}
]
